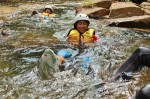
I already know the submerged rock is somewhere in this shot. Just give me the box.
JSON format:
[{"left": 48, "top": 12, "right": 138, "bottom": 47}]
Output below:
[{"left": 134, "top": 83, "right": 150, "bottom": 99}]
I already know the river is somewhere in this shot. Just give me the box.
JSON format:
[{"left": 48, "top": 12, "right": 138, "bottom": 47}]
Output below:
[{"left": 0, "top": 1, "right": 150, "bottom": 98}]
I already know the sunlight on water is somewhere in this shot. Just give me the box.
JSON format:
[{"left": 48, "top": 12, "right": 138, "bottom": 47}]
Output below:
[{"left": 0, "top": 1, "right": 150, "bottom": 98}]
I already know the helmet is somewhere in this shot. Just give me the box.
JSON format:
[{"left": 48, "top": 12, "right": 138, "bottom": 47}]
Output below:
[
  {"left": 45, "top": 5, "right": 53, "bottom": 12},
  {"left": 74, "top": 14, "right": 90, "bottom": 25}
]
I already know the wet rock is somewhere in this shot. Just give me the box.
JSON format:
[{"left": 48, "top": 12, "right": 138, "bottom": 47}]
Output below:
[
  {"left": 1, "top": 28, "right": 14, "bottom": 36},
  {"left": 119, "top": 72, "right": 135, "bottom": 81},
  {"left": 141, "top": 2, "right": 150, "bottom": 14},
  {"left": 108, "top": 15, "right": 150, "bottom": 29},
  {"left": 131, "top": 0, "right": 146, "bottom": 4},
  {"left": 109, "top": 2, "right": 144, "bottom": 18},
  {"left": 79, "top": 7, "right": 110, "bottom": 19},
  {"left": 144, "top": 9, "right": 150, "bottom": 14},
  {"left": 93, "top": 0, "right": 112, "bottom": 9},
  {"left": 76, "top": 0, "right": 150, "bottom": 29},
  {"left": 134, "top": 83, "right": 150, "bottom": 99}
]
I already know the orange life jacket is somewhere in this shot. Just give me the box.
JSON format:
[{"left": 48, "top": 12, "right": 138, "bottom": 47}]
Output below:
[
  {"left": 67, "top": 28, "right": 95, "bottom": 45},
  {"left": 41, "top": 12, "right": 54, "bottom": 17}
]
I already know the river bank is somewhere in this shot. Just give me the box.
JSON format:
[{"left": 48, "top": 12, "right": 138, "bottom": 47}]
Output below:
[{"left": 76, "top": 0, "right": 150, "bottom": 32}]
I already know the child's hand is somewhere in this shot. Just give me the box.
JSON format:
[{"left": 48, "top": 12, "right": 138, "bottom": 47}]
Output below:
[{"left": 31, "top": 10, "right": 38, "bottom": 16}]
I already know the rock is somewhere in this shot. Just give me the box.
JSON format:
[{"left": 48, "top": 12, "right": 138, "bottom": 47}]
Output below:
[
  {"left": 0, "top": 20, "right": 4, "bottom": 27},
  {"left": 134, "top": 84, "right": 150, "bottom": 99},
  {"left": 131, "top": 0, "right": 146, "bottom": 4},
  {"left": 75, "top": 5, "right": 83, "bottom": 15},
  {"left": 79, "top": 7, "right": 110, "bottom": 19},
  {"left": 76, "top": 0, "right": 111, "bottom": 17},
  {"left": 108, "top": 15, "right": 150, "bottom": 29},
  {"left": 144, "top": 9, "right": 150, "bottom": 14},
  {"left": 141, "top": 2, "right": 150, "bottom": 14},
  {"left": 109, "top": 2, "right": 144, "bottom": 18},
  {"left": 93, "top": 0, "right": 112, "bottom": 9}
]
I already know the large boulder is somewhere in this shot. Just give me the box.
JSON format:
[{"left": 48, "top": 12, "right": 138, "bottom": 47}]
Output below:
[
  {"left": 141, "top": 2, "right": 150, "bottom": 14},
  {"left": 93, "top": 0, "right": 112, "bottom": 9},
  {"left": 109, "top": 2, "right": 144, "bottom": 18},
  {"left": 131, "top": 0, "right": 146, "bottom": 4},
  {"left": 76, "top": 1, "right": 150, "bottom": 29},
  {"left": 79, "top": 7, "right": 110, "bottom": 19},
  {"left": 108, "top": 15, "right": 150, "bottom": 29},
  {"left": 143, "top": 9, "right": 150, "bottom": 14}
]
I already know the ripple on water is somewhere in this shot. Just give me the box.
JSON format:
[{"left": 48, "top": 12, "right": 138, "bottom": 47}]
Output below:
[{"left": 0, "top": 2, "right": 150, "bottom": 99}]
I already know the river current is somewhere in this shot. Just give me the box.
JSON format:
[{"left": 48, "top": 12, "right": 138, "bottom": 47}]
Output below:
[{"left": 0, "top": 1, "right": 150, "bottom": 98}]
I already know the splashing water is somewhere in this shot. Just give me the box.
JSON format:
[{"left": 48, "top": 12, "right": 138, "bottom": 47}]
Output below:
[{"left": 0, "top": 1, "right": 150, "bottom": 99}]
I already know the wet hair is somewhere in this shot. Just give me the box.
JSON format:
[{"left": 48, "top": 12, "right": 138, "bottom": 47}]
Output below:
[
  {"left": 31, "top": 11, "right": 38, "bottom": 16},
  {"left": 43, "top": 8, "right": 53, "bottom": 14},
  {"left": 135, "top": 84, "right": 150, "bottom": 99}
]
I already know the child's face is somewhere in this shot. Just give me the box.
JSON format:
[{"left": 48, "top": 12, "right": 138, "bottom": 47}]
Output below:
[
  {"left": 76, "top": 20, "right": 88, "bottom": 33},
  {"left": 45, "top": 9, "right": 52, "bottom": 14}
]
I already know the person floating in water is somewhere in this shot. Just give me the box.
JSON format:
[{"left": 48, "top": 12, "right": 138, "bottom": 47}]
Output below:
[
  {"left": 113, "top": 47, "right": 150, "bottom": 80},
  {"left": 31, "top": 5, "right": 55, "bottom": 19},
  {"left": 56, "top": 13, "right": 98, "bottom": 64},
  {"left": 57, "top": 13, "right": 98, "bottom": 67},
  {"left": 67, "top": 13, "right": 98, "bottom": 46},
  {"left": 39, "top": 14, "right": 98, "bottom": 78},
  {"left": 39, "top": 14, "right": 150, "bottom": 80}
]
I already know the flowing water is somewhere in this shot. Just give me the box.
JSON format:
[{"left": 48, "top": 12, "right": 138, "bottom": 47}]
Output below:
[{"left": 0, "top": 1, "right": 150, "bottom": 99}]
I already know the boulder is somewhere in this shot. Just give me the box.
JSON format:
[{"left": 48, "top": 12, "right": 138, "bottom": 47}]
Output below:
[
  {"left": 131, "top": 0, "right": 146, "bottom": 4},
  {"left": 141, "top": 2, "right": 150, "bottom": 14},
  {"left": 109, "top": 2, "right": 144, "bottom": 18},
  {"left": 93, "top": 0, "right": 112, "bottom": 9},
  {"left": 79, "top": 7, "right": 110, "bottom": 19},
  {"left": 108, "top": 15, "right": 150, "bottom": 29},
  {"left": 75, "top": 1, "right": 150, "bottom": 29},
  {"left": 144, "top": 9, "right": 150, "bottom": 14}
]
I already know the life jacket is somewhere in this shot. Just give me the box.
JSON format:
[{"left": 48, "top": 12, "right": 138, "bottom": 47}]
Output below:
[
  {"left": 41, "top": 12, "right": 54, "bottom": 17},
  {"left": 67, "top": 28, "right": 95, "bottom": 45}
]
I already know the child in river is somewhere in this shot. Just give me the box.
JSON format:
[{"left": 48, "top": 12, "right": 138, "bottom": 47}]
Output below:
[
  {"left": 31, "top": 5, "right": 55, "bottom": 18},
  {"left": 57, "top": 13, "right": 98, "bottom": 65},
  {"left": 67, "top": 13, "right": 98, "bottom": 46},
  {"left": 40, "top": 14, "right": 98, "bottom": 74}
]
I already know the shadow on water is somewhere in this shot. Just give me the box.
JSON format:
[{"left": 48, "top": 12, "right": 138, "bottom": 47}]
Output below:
[{"left": 0, "top": 1, "right": 150, "bottom": 99}]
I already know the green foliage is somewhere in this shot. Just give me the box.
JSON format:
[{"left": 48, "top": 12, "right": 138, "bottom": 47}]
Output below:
[{"left": 81, "top": 0, "right": 96, "bottom": 8}]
